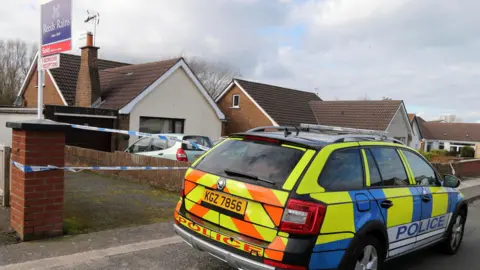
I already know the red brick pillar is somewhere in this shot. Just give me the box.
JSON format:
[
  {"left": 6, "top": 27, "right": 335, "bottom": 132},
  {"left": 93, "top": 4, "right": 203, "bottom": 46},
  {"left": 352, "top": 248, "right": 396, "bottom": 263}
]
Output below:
[{"left": 7, "top": 120, "right": 70, "bottom": 241}]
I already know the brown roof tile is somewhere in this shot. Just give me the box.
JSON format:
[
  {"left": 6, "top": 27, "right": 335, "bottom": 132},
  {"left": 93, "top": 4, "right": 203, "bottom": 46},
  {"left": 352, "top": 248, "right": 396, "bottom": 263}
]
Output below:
[
  {"left": 408, "top": 113, "right": 415, "bottom": 123},
  {"left": 98, "top": 58, "right": 181, "bottom": 110},
  {"left": 309, "top": 100, "right": 403, "bottom": 131},
  {"left": 420, "top": 122, "right": 480, "bottom": 142},
  {"left": 49, "top": 53, "right": 129, "bottom": 105},
  {"left": 234, "top": 79, "right": 321, "bottom": 126},
  {"left": 416, "top": 116, "right": 431, "bottom": 138}
]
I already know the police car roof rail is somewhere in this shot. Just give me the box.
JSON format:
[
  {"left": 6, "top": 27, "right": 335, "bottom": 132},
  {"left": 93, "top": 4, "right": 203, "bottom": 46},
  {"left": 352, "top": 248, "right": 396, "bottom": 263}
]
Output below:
[
  {"left": 299, "top": 124, "right": 406, "bottom": 145},
  {"left": 332, "top": 135, "right": 405, "bottom": 145},
  {"left": 299, "top": 123, "right": 389, "bottom": 137},
  {"left": 247, "top": 124, "right": 405, "bottom": 144},
  {"left": 247, "top": 126, "right": 300, "bottom": 137}
]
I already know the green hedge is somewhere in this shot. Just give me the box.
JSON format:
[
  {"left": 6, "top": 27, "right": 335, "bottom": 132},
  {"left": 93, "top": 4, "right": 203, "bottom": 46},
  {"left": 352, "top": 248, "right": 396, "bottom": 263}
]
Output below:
[
  {"left": 461, "top": 146, "right": 475, "bottom": 158},
  {"left": 419, "top": 151, "right": 433, "bottom": 161},
  {"left": 431, "top": 149, "right": 448, "bottom": 156}
]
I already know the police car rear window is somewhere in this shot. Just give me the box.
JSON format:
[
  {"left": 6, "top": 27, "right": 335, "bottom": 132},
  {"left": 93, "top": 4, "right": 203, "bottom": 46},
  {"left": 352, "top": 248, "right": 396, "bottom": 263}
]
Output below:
[{"left": 194, "top": 139, "right": 304, "bottom": 187}]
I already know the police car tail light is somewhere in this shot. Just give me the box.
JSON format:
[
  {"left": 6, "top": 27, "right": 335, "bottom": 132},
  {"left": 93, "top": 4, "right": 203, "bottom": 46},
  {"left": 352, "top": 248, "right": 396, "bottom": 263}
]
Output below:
[{"left": 279, "top": 199, "right": 326, "bottom": 235}]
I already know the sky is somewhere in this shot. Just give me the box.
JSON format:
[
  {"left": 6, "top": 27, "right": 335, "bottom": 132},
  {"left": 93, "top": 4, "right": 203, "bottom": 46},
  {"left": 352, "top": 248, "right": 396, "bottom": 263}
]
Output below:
[{"left": 2, "top": 0, "right": 480, "bottom": 122}]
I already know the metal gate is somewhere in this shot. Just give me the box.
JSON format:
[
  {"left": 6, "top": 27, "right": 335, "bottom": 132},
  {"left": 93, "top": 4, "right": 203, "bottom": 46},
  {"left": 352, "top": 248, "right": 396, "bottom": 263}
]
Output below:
[{"left": 0, "top": 145, "right": 11, "bottom": 206}]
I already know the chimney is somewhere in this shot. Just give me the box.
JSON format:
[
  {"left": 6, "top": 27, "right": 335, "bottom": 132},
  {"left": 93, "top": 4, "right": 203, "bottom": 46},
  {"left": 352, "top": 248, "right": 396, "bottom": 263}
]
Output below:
[{"left": 75, "top": 32, "right": 101, "bottom": 107}]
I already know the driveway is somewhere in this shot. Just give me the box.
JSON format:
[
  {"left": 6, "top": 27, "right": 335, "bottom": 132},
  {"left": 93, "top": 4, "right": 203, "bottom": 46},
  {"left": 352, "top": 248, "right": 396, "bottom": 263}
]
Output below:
[{"left": 64, "top": 171, "right": 179, "bottom": 234}]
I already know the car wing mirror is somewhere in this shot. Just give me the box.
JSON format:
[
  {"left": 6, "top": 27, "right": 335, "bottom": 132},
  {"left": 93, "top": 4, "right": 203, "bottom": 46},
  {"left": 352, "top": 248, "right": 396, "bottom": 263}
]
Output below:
[{"left": 443, "top": 174, "right": 461, "bottom": 188}]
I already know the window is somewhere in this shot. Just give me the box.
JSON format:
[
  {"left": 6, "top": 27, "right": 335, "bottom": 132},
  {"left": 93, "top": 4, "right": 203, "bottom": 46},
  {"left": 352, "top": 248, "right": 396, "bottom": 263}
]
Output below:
[
  {"left": 318, "top": 149, "right": 364, "bottom": 191},
  {"left": 232, "top": 95, "right": 240, "bottom": 108},
  {"left": 150, "top": 138, "right": 176, "bottom": 151},
  {"left": 182, "top": 136, "right": 213, "bottom": 151},
  {"left": 365, "top": 149, "right": 383, "bottom": 187},
  {"left": 128, "top": 138, "right": 152, "bottom": 153},
  {"left": 401, "top": 150, "right": 439, "bottom": 186},
  {"left": 195, "top": 139, "right": 304, "bottom": 187},
  {"left": 439, "top": 142, "right": 444, "bottom": 150},
  {"left": 427, "top": 142, "right": 432, "bottom": 152},
  {"left": 369, "top": 147, "right": 409, "bottom": 186},
  {"left": 139, "top": 117, "right": 184, "bottom": 134}
]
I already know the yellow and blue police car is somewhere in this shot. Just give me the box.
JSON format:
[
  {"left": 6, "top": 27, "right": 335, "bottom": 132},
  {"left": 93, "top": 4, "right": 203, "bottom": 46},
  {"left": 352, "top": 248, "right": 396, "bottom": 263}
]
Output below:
[{"left": 173, "top": 124, "right": 467, "bottom": 270}]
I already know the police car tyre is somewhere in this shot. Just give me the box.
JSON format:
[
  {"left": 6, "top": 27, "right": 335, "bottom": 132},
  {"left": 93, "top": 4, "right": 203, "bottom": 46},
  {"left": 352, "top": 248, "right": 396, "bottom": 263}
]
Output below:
[
  {"left": 339, "top": 235, "right": 385, "bottom": 270},
  {"left": 438, "top": 209, "right": 466, "bottom": 255}
]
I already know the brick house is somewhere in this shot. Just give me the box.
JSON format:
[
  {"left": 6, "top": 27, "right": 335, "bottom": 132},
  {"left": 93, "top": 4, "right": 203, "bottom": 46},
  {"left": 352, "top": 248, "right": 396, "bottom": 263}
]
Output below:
[
  {"left": 16, "top": 33, "right": 225, "bottom": 151},
  {"left": 16, "top": 53, "right": 128, "bottom": 108},
  {"left": 215, "top": 79, "right": 321, "bottom": 135}
]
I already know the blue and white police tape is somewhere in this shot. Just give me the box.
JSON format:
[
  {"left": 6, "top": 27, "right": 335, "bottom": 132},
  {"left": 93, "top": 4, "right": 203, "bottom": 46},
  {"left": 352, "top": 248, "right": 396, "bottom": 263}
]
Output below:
[
  {"left": 12, "top": 161, "right": 189, "bottom": 173},
  {"left": 69, "top": 124, "right": 211, "bottom": 151}
]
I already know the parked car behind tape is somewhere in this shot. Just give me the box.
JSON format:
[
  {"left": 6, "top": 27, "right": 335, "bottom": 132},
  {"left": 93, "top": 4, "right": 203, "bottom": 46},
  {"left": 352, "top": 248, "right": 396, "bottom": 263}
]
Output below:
[{"left": 125, "top": 134, "right": 213, "bottom": 162}]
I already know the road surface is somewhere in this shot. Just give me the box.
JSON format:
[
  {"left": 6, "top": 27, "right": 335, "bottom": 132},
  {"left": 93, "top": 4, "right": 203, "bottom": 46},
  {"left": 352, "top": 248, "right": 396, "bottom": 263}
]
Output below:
[{"left": 4, "top": 201, "right": 480, "bottom": 270}]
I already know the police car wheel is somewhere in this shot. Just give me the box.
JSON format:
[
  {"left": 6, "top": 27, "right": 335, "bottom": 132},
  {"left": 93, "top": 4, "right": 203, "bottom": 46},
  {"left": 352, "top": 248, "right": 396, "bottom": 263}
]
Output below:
[
  {"left": 340, "top": 236, "right": 385, "bottom": 270},
  {"left": 439, "top": 210, "right": 466, "bottom": 254}
]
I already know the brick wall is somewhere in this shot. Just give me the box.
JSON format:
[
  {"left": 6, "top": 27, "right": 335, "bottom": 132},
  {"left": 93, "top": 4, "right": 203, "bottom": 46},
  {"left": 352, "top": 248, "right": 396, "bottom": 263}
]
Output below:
[
  {"left": 65, "top": 146, "right": 190, "bottom": 191},
  {"left": 433, "top": 159, "right": 480, "bottom": 179},
  {"left": 217, "top": 85, "right": 274, "bottom": 135},
  {"left": 23, "top": 67, "right": 65, "bottom": 107},
  {"left": 453, "top": 160, "right": 480, "bottom": 178}
]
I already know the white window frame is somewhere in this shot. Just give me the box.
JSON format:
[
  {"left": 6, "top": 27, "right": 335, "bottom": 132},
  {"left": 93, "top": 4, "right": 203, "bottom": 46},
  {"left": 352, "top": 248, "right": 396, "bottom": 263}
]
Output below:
[{"left": 232, "top": 94, "right": 240, "bottom": 108}]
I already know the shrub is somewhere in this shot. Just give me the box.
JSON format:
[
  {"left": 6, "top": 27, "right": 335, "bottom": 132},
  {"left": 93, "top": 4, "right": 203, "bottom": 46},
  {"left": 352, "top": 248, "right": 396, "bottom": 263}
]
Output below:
[
  {"left": 460, "top": 146, "right": 475, "bottom": 158},
  {"left": 420, "top": 151, "right": 433, "bottom": 161},
  {"left": 447, "top": 150, "right": 458, "bottom": 157},
  {"left": 431, "top": 149, "right": 448, "bottom": 156}
]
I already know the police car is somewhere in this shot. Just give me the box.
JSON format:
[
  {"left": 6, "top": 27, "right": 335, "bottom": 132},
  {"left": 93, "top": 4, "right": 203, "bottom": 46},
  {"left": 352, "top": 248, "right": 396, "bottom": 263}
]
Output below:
[{"left": 173, "top": 124, "right": 467, "bottom": 270}]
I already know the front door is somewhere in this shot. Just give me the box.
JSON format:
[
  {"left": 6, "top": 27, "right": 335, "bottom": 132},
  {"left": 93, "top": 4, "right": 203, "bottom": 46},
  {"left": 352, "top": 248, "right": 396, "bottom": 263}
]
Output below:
[
  {"left": 361, "top": 145, "right": 423, "bottom": 258},
  {"left": 399, "top": 149, "right": 450, "bottom": 249}
]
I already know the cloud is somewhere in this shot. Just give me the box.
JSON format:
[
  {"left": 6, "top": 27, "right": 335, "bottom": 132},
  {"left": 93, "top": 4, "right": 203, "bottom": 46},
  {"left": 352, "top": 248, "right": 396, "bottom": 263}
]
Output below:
[
  {"left": 0, "top": 0, "right": 290, "bottom": 70},
  {"left": 1, "top": 0, "right": 479, "bottom": 122},
  {"left": 281, "top": 0, "right": 480, "bottom": 122}
]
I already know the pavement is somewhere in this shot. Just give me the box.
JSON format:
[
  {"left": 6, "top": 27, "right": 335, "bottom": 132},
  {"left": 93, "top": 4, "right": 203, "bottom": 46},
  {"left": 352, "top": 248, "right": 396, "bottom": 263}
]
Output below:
[{"left": 0, "top": 180, "right": 480, "bottom": 269}]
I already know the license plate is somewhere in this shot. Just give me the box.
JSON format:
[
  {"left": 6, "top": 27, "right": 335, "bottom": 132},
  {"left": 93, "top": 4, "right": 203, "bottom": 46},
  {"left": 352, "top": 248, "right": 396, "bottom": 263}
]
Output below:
[{"left": 203, "top": 190, "right": 247, "bottom": 215}]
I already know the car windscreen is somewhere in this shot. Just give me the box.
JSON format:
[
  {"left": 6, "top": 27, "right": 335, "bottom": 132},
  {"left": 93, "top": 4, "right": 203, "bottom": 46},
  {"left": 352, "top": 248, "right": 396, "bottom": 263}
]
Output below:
[
  {"left": 182, "top": 136, "right": 213, "bottom": 151},
  {"left": 194, "top": 139, "right": 304, "bottom": 187}
]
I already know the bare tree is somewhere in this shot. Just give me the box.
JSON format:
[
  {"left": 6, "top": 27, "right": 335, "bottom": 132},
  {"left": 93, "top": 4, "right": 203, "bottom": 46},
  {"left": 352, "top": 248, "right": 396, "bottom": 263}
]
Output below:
[
  {"left": 358, "top": 94, "right": 370, "bottom": 100},
  {"left": 439, "top": 114, "right": 462, "bottom": 123},
  {"left": 182, "top": 56, "right": 241, "bottom": 99},
  {"left": 0, "top": 39, "right": 37, "bottom": 105}
]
